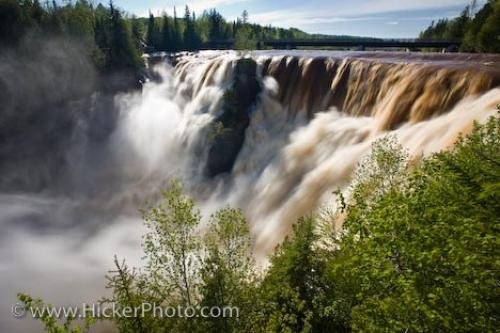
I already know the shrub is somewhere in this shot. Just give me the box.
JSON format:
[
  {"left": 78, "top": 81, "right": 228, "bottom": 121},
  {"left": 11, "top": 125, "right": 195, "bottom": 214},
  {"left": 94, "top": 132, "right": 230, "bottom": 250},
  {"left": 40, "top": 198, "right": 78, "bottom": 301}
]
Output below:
[{"left": 19, "top": 116, "right": 500, "bottom": 332}]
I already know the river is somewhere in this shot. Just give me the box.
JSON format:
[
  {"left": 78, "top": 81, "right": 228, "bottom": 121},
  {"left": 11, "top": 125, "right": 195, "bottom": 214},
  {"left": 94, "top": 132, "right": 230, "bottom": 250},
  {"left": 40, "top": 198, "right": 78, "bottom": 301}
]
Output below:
[{"left": 1, "top": 50, "right": 499, "bottom": 331}]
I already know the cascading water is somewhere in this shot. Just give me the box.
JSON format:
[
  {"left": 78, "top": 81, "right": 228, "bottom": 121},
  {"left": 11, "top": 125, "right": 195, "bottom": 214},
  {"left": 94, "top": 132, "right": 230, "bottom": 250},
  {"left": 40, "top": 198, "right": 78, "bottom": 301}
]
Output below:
[
  {"left": 167, "top": 51, "right": 500, "bottom": 251},
  {"left": 1, "top": 49, "right": 499, "bottom": 331}
]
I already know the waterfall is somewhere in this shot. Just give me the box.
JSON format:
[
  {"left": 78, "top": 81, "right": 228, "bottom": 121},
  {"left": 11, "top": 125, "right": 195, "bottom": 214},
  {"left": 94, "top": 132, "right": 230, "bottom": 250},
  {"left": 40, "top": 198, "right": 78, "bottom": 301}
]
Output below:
[
  {"left": 0, "top": 50, "right": 499, "bottom": 331},
  {"left": 137, "top": 51, "right": 499, "bottom": 251}
]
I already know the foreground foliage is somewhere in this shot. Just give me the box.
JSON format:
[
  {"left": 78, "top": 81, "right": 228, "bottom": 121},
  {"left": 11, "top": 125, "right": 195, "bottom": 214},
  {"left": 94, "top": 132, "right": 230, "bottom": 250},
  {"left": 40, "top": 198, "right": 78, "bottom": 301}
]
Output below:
[
  {"left": 326, "top": 118, "right": 500, "bottom": 332},
  {"left": 19, "top": 116, "right": 500, "bottom": 332}
]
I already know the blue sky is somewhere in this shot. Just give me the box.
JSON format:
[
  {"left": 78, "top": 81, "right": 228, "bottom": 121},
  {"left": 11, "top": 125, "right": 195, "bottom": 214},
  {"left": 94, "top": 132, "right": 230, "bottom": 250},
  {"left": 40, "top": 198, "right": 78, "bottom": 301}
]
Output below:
[{"left": 114, "top": 0, "right": 483, "bottom": 38}]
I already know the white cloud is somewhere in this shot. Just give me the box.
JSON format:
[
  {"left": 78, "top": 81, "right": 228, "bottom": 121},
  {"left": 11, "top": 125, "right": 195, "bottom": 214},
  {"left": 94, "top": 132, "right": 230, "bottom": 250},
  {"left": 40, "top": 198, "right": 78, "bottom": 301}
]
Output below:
[
  {"left": 352, "top": 0, "right": 471, "bottom": 15},
  {"left": 185, "top": 0, "right": 248, "bottom": 13},
  {"left": 251, "top": 9, "right": 379, "bottom": 28},
  {"left": 138, "top": 0, "right": 248, "bottom": 17},
  {"left": 250, "top": 0, "right": 473, "bottom": 29},
  {"left": 131, "top": 0, "right": 483, "bottom": 37}
]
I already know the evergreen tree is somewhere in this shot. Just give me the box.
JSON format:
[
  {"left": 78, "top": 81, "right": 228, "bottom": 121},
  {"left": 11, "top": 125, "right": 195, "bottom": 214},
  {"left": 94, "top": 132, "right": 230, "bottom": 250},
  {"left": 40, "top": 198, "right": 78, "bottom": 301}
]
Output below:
[
  {"left": 130, "top": 16, "right": 143, "bottom": 51},
  {"left": 207, "top": 9, "right": 224, "bottom": 42},
  {"left": 0, "top": 0, "right": 26, "bottom": 45},
  {"left": 108, "top": 1, "right": 141, "bottom": 70},
  {"left": 183, "top": 5, "right": 196, "bottom": 51},
  {"left": 476, "top": 0, "right": 500, "bottom": 52},
  {"left": 64, "top": 0, "right": 95, "bottom": 43},
  {"left": 161, "top": 13, "right": 172, "bottom": 51},
  {"left": 420, "top": 0, "right": 500, "bottom": 52},
  {"left": 146, "top": 11, "right": 156, "bottom": 51},
  {"left": 172, "top": 6, "right": 182, "bottom": 51},
  {"left": 47, "top": 0, "right": 63, "bottom": 33},
  {"left": 446, "top": 6, "right": 471, "bottom": 38},
  {"left": 241, "top": 9, "right": 249, "bottom": 24},
  {"left": 462, "top": 1, "right": 493, "bottom": 51},
  {"left": 30, "top": 0, "right": 44, "bottom": 24}
]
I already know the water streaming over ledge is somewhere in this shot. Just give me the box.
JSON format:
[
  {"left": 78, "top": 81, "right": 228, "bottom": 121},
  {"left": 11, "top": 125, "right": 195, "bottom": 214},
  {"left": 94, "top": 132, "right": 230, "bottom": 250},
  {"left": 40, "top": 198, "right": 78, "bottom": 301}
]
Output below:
[
  {"left": 1, "top": 50, "right": 499, "bottom": 331},
  {"left": 172, "top": 50, "right": 500, "bottom": 250}
]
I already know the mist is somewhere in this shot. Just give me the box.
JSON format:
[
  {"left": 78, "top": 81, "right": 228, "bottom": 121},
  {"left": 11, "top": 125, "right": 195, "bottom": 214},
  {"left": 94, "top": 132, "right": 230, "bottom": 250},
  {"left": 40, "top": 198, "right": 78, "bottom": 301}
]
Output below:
[{"left": 1, "top": 47, "right": 499, "bottom": 332}]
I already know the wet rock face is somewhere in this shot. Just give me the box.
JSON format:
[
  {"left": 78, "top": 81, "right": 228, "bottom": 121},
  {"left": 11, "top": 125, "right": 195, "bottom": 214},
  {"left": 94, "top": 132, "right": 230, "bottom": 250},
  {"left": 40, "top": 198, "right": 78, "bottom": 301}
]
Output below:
[{"left": 205, "top": 58, "right": 261, "bottom": 177}]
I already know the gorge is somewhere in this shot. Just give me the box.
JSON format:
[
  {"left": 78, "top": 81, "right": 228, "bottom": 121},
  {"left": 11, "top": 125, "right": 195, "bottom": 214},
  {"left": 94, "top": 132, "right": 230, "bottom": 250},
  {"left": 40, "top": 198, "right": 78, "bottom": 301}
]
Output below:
[{"left": 1, "top": 49, "right": 500, "bottom": 331}]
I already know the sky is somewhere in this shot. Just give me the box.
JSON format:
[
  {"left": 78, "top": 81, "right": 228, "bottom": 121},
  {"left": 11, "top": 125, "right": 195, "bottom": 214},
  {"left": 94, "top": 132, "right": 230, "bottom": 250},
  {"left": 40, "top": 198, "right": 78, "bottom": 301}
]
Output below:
[{"left": 114, "top": 0, "right": 484, "bottom": 38}]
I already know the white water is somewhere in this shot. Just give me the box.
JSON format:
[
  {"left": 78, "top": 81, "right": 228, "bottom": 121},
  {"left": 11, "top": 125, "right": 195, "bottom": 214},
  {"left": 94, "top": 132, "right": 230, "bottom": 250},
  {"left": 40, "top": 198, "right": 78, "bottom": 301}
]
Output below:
[{"left": 0, "top": 51, "right": 499, "bottom": 331}]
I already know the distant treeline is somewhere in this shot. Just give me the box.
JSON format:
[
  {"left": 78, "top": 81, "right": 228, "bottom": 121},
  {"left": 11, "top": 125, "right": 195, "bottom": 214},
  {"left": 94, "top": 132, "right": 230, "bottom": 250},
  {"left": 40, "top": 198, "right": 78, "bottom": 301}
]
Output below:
[
  {"left": 139, "top": 10, "right": 379, "bottom": 52},
  {"left": 0, "top": 0, "right": 319, "bottom": 73},
  {"left": 420, "top": 0, "right": 500, "bottom": 52},
  {"left": 141, "top": 8, "right": 313, "bottom": 52}
]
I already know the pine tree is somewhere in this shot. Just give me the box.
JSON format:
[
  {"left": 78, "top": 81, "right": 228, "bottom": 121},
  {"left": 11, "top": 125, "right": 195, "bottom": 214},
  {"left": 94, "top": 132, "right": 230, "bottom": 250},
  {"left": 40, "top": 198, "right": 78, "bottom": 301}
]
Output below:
[
  {"left": 0, "top": 0, "right": 26, "bottom": 45},
  {"left": 108, "top": 1, "right": 141, "bottom": 70},
  {"left": 161, "top": 13, "right": 172, "bottom": 52},
  {"left": 172, "top": 6, "right": 182, "bottom": 51},
  {"left": 31, "top": 0, "right": 45, "bottom": 24},
  {"left": 131, "top": 16, "right": 143, "bottom": 51},
  {"left": 208, "top": 9, "right": 224, "bottom": 42},
  {"left": 146, "top": 11, "right": 156, "bottom": 51},
  {"left": 183, "top": 5, "right": 194, "bottom": 50},
  {"left": 182, "top": 5, "right": 200, "bottom": 51}
]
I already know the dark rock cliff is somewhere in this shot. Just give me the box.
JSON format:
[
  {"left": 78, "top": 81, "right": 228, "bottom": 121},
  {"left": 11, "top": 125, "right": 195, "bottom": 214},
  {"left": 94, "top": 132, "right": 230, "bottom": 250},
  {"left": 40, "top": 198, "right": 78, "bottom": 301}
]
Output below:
[{"left": 205, "top": 58, "right": 261, "bottom": 177}]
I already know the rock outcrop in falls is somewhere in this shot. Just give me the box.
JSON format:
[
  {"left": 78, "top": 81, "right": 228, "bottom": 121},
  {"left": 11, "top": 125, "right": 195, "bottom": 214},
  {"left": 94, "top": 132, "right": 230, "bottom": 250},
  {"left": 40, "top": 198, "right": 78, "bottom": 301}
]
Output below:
[{"left": 205, "top": 58, "right": 261, "bottom": 177}]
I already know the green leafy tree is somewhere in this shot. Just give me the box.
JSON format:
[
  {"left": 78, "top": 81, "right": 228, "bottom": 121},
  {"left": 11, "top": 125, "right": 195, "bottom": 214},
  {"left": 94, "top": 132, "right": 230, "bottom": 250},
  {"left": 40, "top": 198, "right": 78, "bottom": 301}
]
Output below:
[
  {"left": 234, "top": 10, "right": 257, "bottom": 50},
  {"left": 17, "top": 293, "right": 95, "bottom": 333},
  {"left": 256, "top": 216, "right": 334, "bottom": 333},
  {"left": 103, "top": 181, "right": 203, "bottom": 332},
  {"left": 142, "top": 180, "right": 202, "bottom": 308},
  {"left": 325, "top": 116, "right": 500, "bottom": 332},
  {"left": 199, "top": 207, "right": 255, "bottom": 332},
  {"left": 18, "top": 116, "right": 500, "bottom": 333},
  {"left": 104, "top": 257, "right": 148, "bottom": 333}
]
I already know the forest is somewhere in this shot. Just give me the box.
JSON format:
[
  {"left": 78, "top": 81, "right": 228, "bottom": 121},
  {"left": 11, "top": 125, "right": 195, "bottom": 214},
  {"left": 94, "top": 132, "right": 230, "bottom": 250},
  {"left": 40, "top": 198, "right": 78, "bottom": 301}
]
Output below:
[
  {"left": 0, "top": 0, "right": 315, "bottom": 73},
  {"left": 420, "top": 0, "right": 500, "bottom": 52},
  {"left": 2, "top": 0, "right": 499, "bottom": 77}
]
